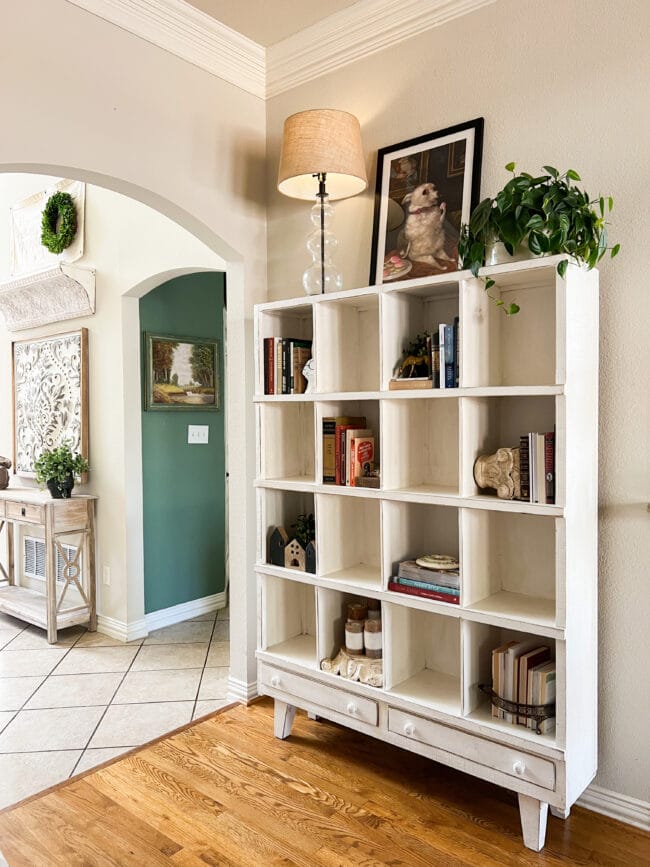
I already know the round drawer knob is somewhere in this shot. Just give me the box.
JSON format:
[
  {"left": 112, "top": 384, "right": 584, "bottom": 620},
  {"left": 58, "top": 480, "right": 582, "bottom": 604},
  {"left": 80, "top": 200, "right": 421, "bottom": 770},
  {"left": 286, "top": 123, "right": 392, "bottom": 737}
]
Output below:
[
  {"left": 513, "top": 760, "right": 526, "bottom": 776},
  {"left": 270, "top": 675, "right": 281, "bottom": 688},
  {"left": 346, "top": 701, "right": 357, "bottom": 715},
  {"left": 404, "top": 722, "right": 415, "bottom": 737}
]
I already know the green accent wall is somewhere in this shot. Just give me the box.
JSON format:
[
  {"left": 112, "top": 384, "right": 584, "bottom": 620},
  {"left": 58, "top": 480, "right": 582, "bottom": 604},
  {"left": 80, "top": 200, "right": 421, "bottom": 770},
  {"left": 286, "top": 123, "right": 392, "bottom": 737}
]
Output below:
[{"left": 140, "top": 272, "right": 225, "bottom": 614}]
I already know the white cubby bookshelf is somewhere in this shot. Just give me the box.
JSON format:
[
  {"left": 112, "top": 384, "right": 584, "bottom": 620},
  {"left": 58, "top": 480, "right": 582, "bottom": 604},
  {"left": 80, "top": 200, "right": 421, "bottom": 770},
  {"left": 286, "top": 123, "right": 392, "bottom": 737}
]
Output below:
[{"left": 255, "top": 256, "right": 599, "bottom": 852}]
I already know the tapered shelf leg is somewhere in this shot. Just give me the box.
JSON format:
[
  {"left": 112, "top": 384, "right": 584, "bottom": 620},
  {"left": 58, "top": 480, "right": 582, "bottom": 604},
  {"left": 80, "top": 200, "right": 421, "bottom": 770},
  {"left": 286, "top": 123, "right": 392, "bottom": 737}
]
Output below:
[
  {"left": 550, "top": 805, "right": 571, "bottom": 820},
  {"left": 518, "top": 793, "right": 548, "bottom": 851},
  {"left": 274, "top": 700, "right": 296, "bottom": 739}
]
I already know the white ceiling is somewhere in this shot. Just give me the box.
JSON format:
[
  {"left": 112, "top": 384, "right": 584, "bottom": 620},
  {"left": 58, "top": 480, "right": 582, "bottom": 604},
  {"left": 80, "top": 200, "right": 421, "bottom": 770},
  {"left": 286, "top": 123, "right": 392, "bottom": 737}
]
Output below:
[{"left": 183, "top": 0, "right": 360, "bottom": 46}]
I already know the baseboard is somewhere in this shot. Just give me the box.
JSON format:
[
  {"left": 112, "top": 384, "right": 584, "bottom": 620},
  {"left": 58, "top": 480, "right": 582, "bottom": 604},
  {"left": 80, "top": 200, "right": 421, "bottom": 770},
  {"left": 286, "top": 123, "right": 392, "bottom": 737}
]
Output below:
[
  {"left": 577, "top": 784, "right": 650, "bottom": 831},
  {"left": 227, "top": 675, "right": 258, "bottom": 704},
  {"left": 145, "top": 592, "right": 227, "bottom": 631},
  {"left": 96, "top": 614, "right": 148, "bottom": 642}
]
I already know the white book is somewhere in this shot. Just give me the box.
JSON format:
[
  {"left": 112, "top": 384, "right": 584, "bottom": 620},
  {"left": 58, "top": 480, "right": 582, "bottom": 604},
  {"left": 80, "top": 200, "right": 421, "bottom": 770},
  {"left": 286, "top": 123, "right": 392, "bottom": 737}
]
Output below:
[
  {"left": 528, "top": 432, "right": 536, "bottom": 503},
  {"left": 504, "top": 639, "right": 545, "bottom": 724},
  {"left": 535, "top": 433, "right": 546, "bottom": 504},
  {"left": 438, "top": 324, "right": 447, "bottom": 390}
]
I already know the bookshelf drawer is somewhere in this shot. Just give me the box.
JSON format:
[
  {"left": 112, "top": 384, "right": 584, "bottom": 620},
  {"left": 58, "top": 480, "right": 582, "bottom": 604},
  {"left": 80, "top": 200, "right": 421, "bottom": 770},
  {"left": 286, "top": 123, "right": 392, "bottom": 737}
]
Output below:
[
  {"left": 259, "top": 664, "right": 378, "bottom": 727},
  {"left": 388, "top": 708, "right": 555, "bottom": 790},
  {"left": 6, "top": 501, "right": 44, "bottom": 525}
]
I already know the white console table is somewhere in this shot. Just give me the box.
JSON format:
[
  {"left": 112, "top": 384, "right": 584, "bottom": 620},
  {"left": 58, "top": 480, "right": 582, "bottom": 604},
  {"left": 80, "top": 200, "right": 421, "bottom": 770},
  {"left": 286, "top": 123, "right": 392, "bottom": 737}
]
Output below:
[{"left": 0, "top": 488, "right": 97, "bottom": 643}]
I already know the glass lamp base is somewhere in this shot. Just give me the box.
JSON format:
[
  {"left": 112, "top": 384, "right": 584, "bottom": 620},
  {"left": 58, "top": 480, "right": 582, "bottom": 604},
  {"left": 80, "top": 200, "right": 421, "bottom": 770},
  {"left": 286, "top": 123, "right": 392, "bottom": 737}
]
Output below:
[{"left": 302, "top": 264, "right": 343, "bottom": 296}]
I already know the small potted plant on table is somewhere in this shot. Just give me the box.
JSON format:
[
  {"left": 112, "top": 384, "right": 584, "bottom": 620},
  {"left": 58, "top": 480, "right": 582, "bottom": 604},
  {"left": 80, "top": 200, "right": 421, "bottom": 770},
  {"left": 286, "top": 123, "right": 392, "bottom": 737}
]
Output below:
[{"left": 34, "top": 444, "right": 89, "bottom": 499}]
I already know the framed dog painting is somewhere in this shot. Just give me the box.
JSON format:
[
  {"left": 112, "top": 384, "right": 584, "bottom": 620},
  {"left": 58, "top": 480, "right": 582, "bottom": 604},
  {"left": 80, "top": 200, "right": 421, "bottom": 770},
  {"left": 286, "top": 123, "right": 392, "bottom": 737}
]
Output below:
[{"left": 369, "top": 118, "right": 484, "bottom": 285}]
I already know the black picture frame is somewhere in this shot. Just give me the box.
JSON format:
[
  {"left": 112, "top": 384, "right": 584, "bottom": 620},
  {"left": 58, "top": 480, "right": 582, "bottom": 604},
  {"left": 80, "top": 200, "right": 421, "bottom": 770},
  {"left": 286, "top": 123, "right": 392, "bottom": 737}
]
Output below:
[{"left": 369, "top": 117, "right": 484, "bottom": 286}]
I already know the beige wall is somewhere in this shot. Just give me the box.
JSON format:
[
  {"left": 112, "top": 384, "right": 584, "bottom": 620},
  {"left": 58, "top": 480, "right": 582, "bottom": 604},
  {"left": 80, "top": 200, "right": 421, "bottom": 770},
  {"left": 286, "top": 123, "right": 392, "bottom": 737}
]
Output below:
[
  {"left": 265, "top": 0, "right": 650, "bottom": 802},
  {"left": 1, "top": 0, "right": 267, "bottom": 692},
  {"left": 0, "top": 174, "right": 225, "bottom": 625}
]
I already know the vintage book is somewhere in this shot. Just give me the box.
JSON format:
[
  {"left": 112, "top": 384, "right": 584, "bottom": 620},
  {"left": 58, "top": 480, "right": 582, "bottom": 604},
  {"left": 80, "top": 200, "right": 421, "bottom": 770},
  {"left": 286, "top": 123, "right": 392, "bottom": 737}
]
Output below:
[
  {"left": 519, "top": 434, "right": 530, "bottom": 501},
  {"left": 528, "top": 432, "right": 537, "bottom": 503},
  {"left": 348, "top": 431, "right": 374, "bottom": 486},
  {"left": 438, "top": 324, "right": 448, "bottom": 389},
  {"left": 431, "top": 332, "right": 440, "bottom": 388},
  {"left": 275, "top": 339, "right": 283, "bottom": 395},
  {"left": 453, "top": 316, "right": 460, "bottom": 388},
  {"left": 394, "top": 576, "right": 459, "bottom": 597},
  {"left": 291, "top": 346, "right": 311, "bottom": 394},
  {"left": 397, "top": 560, "right": 460, "bottom": 588},
  {"left": 323, "top": 417, "right": 365, "bottom": 483},
  {"left": 492, "top": 641, "right": 518, "bottom": 720},
  {"left": 528, "top": 661, "right": 556, "bottom": 732},
  {"left": 517, "top": 646, "right": 551, "bottom": 725},
  {"left": 343, "top": 427, "right": 370, "bottom": 485},
  {"left": 535, "top": 433, "right": 546, "bottom": 505},
  {"left": 388, "top": 581, "right": 460, "bottom": 605},
  {"left": 544, "top": 431, "right": 555, "bottom": 504},
  {"left": 444, "top": 322, "right": 455, "bottom": 388},
  {"left": 263, "top": 337, "right": 274, "bottom": 394},
  {"left": 335, "top": 422, "right": 367, "bottom": 485},
  {"left": 282, "top": 338, "right": 291, "bottom": 394},
  {"left": 389, "top": 377, "right": 432, "bottom": 390},
  {"left": 504, "top": 639, "right": 544, "bottom": 723}
]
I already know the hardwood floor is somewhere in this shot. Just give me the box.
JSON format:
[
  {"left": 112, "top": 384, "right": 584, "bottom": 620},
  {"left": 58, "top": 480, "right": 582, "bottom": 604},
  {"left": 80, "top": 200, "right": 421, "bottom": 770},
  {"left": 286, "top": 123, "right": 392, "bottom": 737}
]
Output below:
[{"left": 0, "top": 698, "right": 647, "bottom": 866}]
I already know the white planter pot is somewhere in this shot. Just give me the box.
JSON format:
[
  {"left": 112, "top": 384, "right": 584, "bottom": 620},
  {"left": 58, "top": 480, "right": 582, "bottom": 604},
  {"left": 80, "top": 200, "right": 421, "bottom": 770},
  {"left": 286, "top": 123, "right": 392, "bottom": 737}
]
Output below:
[{"left": 486, "top": 240, "right": 545, "bottom": 266}]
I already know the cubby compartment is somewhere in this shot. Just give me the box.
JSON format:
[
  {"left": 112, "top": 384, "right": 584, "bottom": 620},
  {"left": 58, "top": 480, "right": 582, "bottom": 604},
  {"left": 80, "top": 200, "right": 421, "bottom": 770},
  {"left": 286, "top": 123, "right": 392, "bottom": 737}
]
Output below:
[
  {"left": 316, "top": 493, "right": 381, "bottom": 589},
  {"left": 260, "top": 489, "right": 315, "bottom": 569},
  {"left": 381, "top": 281, "right": 459, "bottom": 389},
  {"left": 259, "top": 575, "right": 317, "bottom": 667},
  {"left": 462, "top": 621, "right": 560, "bottom": 746},
  {"left": 316, "top": 399, "right": 381, "bottom": 485},
  {"left": 462, "top": 510, "right": 559, "bottom": 628},
  {"left": 384, "top": 604, "right": 461, "bottom": 715},
  {"left": 460, "top": 395, "right": 559, "bottom": 501},
  {"left": 258, "top": 402, "right": 315, "bottom": 483},
  {"left": 382, "top": 500, "right": 460, "bottom": 587},
  {"left": 314, "top": 291, "right": 380, "bottom": 393},
  {"left": 461, "top": 262, "right": 559, "bottom": 387},
  {"left": 256, "top": 303, "right": 314, "bottom": 395},
  {"left": 317, "top": 588, "right": 383, "bottom": 671},
  {"left": 382, "top": 398, "right": 459, "bottom": 495}
]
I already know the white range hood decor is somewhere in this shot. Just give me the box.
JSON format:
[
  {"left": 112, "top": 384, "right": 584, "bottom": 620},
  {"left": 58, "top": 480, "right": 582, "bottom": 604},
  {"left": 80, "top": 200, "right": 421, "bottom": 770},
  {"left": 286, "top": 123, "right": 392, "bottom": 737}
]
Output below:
[{"left": 0, "top": 264, "right": 96, "bottom": 332}]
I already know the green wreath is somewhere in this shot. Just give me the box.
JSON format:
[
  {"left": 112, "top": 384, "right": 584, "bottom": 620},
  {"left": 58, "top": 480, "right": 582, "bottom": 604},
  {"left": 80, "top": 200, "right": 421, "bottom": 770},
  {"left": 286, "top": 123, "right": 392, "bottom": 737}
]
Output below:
[{"left": 41, "top": 192, "right": 77, "bottom": 254}]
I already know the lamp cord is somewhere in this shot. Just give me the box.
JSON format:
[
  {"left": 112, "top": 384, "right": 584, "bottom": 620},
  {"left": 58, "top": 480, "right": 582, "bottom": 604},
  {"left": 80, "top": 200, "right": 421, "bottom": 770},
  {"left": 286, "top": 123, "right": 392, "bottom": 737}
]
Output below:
[{"left": 317, "top": 172, "right": 327, "bottom": 294}]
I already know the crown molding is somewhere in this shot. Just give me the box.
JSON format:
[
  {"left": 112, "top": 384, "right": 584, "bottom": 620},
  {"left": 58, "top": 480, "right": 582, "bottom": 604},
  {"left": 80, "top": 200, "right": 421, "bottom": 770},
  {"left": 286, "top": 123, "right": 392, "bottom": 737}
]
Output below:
[
  {"left": 266, "top": 0, "right": 497, "bottom": 97},
  {"left": 65, "top": 0, "right": 266, "bottom": 98},
  {"left": 65, "top": 0, "right": 495, "bottom": 99}
]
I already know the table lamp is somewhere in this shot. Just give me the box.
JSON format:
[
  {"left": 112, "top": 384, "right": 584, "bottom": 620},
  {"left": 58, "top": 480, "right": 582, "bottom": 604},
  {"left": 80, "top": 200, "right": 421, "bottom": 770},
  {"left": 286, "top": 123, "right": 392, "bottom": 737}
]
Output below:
[{"left": 278, "top": 109, "right": 367, "bottom": 295}]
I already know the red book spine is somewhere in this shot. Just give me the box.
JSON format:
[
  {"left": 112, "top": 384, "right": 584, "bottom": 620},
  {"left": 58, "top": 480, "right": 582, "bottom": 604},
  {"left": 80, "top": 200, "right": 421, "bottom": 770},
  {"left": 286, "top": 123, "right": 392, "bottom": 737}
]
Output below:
[
  {"left": 265, "top": 338, "right": 275, "bottom": 395},
  {"left": 335, "top": 426, "right": 344, "bottom": 485},
  {"left": 388, "top": 581, "right": 460, "bottom": 605}
]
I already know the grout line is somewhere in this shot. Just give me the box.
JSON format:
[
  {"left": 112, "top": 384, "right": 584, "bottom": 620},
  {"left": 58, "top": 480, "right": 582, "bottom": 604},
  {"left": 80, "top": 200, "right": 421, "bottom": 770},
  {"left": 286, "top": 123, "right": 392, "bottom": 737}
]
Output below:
[{"left": 191, "top": 615, "right": 220, "bottom": 721}]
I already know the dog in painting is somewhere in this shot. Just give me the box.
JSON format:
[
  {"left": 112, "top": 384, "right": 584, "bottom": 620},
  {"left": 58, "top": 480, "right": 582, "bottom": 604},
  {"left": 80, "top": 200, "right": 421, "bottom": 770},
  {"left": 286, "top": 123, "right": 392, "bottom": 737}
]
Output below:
[{"left": 399, "top": 182, "right": 455, "bottom": 266}]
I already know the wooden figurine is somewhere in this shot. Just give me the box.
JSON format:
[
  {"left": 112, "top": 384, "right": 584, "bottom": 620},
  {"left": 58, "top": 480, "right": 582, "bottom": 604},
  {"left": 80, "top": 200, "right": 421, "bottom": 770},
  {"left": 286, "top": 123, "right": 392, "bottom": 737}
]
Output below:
[
  {"left": 284, "top": 538, "right": 306, "bottom": 570},
  {"left": 0, "top": 456, "right": 10, "bottom": 490},
  {"left": 305, "top": 540, "right": 316, "bottom": 574},
  {"left": 269, "top": 526, "right": 289, "bottom": 567},
  {"left": 474, "top": 447, "right": 521, "bottom": 499}
]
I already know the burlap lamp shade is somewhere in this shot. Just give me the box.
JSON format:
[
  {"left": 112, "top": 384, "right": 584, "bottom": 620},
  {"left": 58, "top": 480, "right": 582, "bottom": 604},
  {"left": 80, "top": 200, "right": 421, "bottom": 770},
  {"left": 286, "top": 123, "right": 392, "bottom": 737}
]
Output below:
[{"left": 278, "top": 109, "right": 367, "bottom": 200}]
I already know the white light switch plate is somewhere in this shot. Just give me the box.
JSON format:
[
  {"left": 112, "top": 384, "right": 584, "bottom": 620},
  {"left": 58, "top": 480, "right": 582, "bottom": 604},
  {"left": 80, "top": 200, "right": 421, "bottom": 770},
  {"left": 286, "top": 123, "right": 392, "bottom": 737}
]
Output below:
[{"left": 188, "top": 424, "right": 209, "bottom": 444}]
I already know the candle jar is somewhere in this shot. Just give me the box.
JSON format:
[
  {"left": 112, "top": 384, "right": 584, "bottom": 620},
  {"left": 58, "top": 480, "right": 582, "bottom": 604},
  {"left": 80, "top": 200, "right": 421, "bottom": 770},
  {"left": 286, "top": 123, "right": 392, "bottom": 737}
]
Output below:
[
  {"left": 366, "top": 598, "right": 381, "bottom": 621},
  {"left": 345, "top": 619, "right": 364, "bottom": 656},
  {"left": 364, "top": 618, "right": 382, "bottom": 659}
]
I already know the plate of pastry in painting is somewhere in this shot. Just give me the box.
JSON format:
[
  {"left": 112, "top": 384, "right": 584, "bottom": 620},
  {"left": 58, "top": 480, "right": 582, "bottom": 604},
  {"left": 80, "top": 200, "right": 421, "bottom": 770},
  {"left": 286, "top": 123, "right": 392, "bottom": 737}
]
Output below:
[
  {"left": 416, "top": 554, "right": 459, "bottom": 571},
  {"left": 383, "top": 253, "right": 412, "bottom": 281}
]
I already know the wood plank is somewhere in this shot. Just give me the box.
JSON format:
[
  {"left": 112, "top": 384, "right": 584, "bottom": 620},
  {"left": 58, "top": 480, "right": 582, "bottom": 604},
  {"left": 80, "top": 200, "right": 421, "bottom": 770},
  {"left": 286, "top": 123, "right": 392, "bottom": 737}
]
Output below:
[{"left": 0, "top": 700, "right": 646, "bottom": 867}]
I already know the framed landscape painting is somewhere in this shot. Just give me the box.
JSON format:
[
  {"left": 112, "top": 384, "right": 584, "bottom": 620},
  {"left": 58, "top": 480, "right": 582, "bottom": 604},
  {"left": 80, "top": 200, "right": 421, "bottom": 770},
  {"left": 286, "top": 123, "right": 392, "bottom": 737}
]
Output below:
[
  {"left": 144, "top": 333, "right": 220, "bottom": 411},
  {"left": 369, "top": 117, "right": 484, "bottom": 286}
]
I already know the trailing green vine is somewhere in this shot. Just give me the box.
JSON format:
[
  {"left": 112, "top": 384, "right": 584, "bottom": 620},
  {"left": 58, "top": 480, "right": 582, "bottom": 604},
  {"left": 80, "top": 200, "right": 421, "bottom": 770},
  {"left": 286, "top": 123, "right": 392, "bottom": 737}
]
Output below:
[{"left": 41, "top": 191, "right": 77, "bottom": 254}]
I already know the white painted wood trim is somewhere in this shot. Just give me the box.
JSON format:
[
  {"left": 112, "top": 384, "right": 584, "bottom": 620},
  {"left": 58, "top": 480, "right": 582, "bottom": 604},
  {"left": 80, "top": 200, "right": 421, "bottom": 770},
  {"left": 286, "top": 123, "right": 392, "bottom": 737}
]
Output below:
[
  {"left": 64, "top": 0, "right": 495, "bottom": 99},
  {"left": 227, "top": 674, "right": 259, "bottom": 703},
  {"left": 144, "top": 591, "right": 227, "bottom": 631},
  {"left": 577, "top": 785, "right": 650, "bottom": 832},
  {"left": 65, "top": 0, "right": 266, "bottom": 98},
  {"left": 96, "top": 613, "right": 148, "bottom": 641},
  {"left": 266, "top": 0, "right": 497, "bottom": 97}
]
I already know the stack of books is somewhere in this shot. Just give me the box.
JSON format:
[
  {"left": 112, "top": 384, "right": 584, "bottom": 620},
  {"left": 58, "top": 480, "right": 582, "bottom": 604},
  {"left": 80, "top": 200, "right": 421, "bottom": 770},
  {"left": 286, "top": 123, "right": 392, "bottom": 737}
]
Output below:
[
  {"left": 388, "top": 559, "right": 460, "bottom": 605},
  {"left": 262, "top": 337, "right": 312, "bottom": 395},
  {"left": 389, "top": 318, "right": 460, "bottom": 390},
  {"left": 491, "top": 640, "right": 555, "bottom": 732},
  {"left": 519, "top": 431, "right": 555, "bottom": 504},
  {"left": 322, "top": 417, "right": 375, "bottom": 486}
]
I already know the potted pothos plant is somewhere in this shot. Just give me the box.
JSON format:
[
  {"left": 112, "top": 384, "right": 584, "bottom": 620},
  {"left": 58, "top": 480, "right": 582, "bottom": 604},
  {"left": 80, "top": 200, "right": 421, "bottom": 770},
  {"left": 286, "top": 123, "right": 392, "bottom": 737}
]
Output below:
[
  {"left": 34, "top": 444, "right": 89, "bottom": 499},
  {"left": 458, "top": 163, "right": 620, "bottom": 314}
]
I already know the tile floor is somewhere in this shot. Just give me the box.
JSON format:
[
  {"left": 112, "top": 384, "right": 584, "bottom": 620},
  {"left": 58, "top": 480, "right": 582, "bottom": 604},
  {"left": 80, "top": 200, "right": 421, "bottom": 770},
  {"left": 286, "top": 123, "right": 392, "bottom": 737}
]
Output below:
[{"left": 0, "top": 607, "right": 230, "bottom": 809}]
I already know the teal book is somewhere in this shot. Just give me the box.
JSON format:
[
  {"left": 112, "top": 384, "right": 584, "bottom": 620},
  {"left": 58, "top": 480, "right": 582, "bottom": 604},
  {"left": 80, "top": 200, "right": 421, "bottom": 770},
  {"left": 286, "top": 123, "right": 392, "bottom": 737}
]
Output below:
[{"left": 394, "top": 576, "right": 460, "bottom": 596}]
